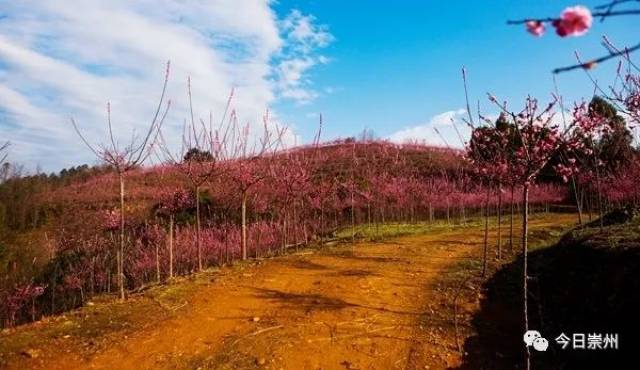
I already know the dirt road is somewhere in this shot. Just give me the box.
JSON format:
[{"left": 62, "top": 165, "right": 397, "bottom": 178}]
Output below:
[{"left": 0, "top": 214, "right": 578, "bottom": 370}]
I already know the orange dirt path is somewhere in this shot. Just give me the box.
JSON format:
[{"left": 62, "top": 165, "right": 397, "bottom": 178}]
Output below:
[{"left": 0, "top": 214, "right": 578, "bottom": 370}]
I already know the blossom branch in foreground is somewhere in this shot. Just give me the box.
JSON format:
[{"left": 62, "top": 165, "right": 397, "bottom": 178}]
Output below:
[{"left": 508, "top": 3, "right": 640, "bottom": 73}]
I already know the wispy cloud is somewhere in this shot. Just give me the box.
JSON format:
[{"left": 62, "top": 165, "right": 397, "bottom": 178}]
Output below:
[
  {"left": 274, "top": 10, "right": 333, "bottom": 104},
  {"left": 0, "top": 1, "right": 332, "bottom": 170}
]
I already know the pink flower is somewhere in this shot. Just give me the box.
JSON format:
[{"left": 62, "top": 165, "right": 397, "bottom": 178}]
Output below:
[
  {"left": 103, "top": 209, "right": 120, "bottom": 231},
  {"left": 552, "top": 6, "right": 592, "bottom": 37},
  {"left": 526, "top": 21, "right": 545, "bottom": 37}
]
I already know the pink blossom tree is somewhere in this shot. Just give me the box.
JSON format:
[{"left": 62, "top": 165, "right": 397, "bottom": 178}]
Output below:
[
  {"left": 157, "top": 78, "right": 233, "bottom": 271},
  {"left": 475, "top": 93, "right": 610, "bottom": 369},
  {"left": 72, "top": 62, "right": 170, "bottom": 300},
  {"left": 226, "top": 112, "right": 286, "bottom": 260},
  {"left": 270, "top": 151, "right": 311, "bottom": 252},
  {"left": 3, "top": 283, "right": 46, "bottom": 327},
  {"left": 156, "top": 188, "right": 193, "bottom": 279},
  {"left": 467, "top": 123, "right": 511, "bottom": 275}
]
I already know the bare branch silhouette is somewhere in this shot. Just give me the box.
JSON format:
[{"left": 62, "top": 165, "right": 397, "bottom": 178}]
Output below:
[{"left": 0, "top": 141, "right": 9, "bottom": 166}]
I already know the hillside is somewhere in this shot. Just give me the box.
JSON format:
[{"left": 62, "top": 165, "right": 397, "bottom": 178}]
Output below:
[{"left": 0, "top": 140, "right": 568, "bottom": 328}]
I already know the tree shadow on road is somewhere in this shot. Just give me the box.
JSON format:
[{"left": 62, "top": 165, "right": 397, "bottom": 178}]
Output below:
[{"left": 456, "top": 231, "right": 640, "bottom": 369}]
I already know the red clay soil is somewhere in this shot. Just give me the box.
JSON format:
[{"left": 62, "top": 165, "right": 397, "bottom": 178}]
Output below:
[{"left": 0, "top": 214, "right": 578, "bottom": 370}]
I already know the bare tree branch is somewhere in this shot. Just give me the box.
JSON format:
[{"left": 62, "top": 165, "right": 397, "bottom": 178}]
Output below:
[
  {"left": 553, "top": 41, "right": 640, "bottom": 74},
  {"left": 0, "top": 141, "right": 9, "bottom": 166}
]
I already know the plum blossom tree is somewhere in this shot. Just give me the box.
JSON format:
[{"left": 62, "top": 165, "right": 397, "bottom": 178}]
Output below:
[
  {"left": 226, "top": 112, "right": 286, "bottom": 260},
  {"left": 475, "top": 93, "right": 612, "bottom": 369},
  {"left": 308, "top": 144, "right": 334, "bottom": 243},
  {"left": 157, "top": 78, "right": 233, "bottom": 271},
  {"left": 156, "top": 188, "right": 193, "bottom": 279},
  {"left": 271, "top": 151, "right": 311, "bottom": 253},
  {"left": 72, "top": 62, "right": 170, "bottom": 300},
  {"left": 467, "top": 124, "right": 511, "bottom": 275},
  {"left": 464, "top": 67, "right": 514, "bottom": 273},
  {"left": 3, "top": 283, "right": 46, "bottom": 327}
]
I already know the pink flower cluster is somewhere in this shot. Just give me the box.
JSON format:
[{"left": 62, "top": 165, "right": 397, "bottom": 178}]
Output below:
[
  {"left": 554, "top": 160, "right": 577, "bottom": 183},
  {"left": 158, "top": 188, "right": 193, "bottom": 214},
  {"left": 572, "top": 102, "right": 611, "bottom": 136},
  {"left": 4, "top": 283, "right": 46, "bottom": 326},
  {"left": 526, "top": 21, "right": 545, "bottom": 37},
  {"left": 525, "top": 5, "right": 592, "bottom": 38},
  {"left": 553, "top": 6, "right": 592, "bottom": 37},
  {"left": 466, "top": 97, "right": 582, "bottom": 187},
  {"left": 621, "top": 75, "right": 640, "bottom": 126},
  {"left": 102, "top": 209, "right": 120, "bottom": 231}
]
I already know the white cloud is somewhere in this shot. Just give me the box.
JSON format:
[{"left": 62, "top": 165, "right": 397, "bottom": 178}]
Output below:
[
  {"left": 281, "top": 10, "right": 333, "bottom": 53},
  {"left": 388, "top": 109, "right": 470, "bottom": 147},
  {"left": 0, "top": 1, "right": 332, "bottom": 170},
  {"left": 273, "top": 9, "right": 333, "bottom": 105}
]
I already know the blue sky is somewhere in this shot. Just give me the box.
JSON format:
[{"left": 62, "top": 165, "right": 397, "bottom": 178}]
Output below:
[
  {"left": 273, "top": 0, "right": 639, "bottom": 144},
  {"left": 0, "top": 1, "right": 638, "bottom": 171}
]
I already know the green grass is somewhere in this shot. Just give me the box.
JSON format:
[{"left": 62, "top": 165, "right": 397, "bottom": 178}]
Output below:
[
  {"left": 563, "top": 216, "right": 640, "bottom": 249},
  {"left": 333, "top": 212, "right": 571, "bottom": 244},
  {"left": 334, "top": 219, "right": 478, "bottom": 241}
]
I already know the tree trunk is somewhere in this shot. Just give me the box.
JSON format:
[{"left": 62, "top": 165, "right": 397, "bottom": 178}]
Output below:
[
  {"left": 155, "top": 240, "right": 160, "bottom": 283},
  {"left": 293, "top": 200, "right": 298, "bottom": 251},
  {"left": 255, "top": 215, "right": 260, "bottom": 258},
  {"left": 572, "top": 177, "right": 583, "bottom": 220},
  {"left": 351, "top": 189, "right": 355, "bottom": 243},
  {"left": 196, "top": 185, "right": 204, "bottom": 271},
  {"left": 118, "top": 172, "right": 125, "bottom": 301},
  {"left": 91, "top": 256, "right": 96, "bottom": 295},
  {"left": 446, "top": 199, "right": 450, "bottom": 225},
  {"left": 241, "top": 189, "right": 248, "bottom": 260},
  {"left": 482, "top": 186, "right": 489, "bottom": 277},
  {"left": 510, "top": 186, "right": 515, "bottom": 253},
  {"left": 282, "top": 211, "right": 287, "bottom": 254},
  {"left": 522, "top": 184, "right": 531, "bottom": 370},
  {"left": 595, "top": 168, "right": 604, "bottom": 231},
  {"left": 319, "top": 200, "right": 324, "bottom": 245},
  {"left": 497, "top": 188, "right": 502, "bottom": 260},
  {"left": 169, "top": 214, "right": 174, "bottom": 278}
]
